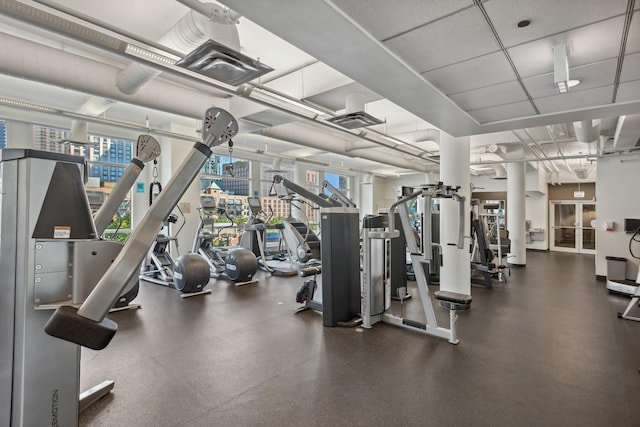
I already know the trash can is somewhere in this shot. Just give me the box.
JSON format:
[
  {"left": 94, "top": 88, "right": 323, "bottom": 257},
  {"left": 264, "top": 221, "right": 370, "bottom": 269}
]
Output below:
[{"left": 606, "top": 256, "right": 627, "bottom": 281}]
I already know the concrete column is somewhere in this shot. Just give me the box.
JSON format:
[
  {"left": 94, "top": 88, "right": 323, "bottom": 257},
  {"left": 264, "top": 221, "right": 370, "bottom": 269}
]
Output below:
[
  {"left": 507, "top": 156, "right": 526, "bottom": 266},
  {"left": 131, "top": 157, "right": 154, "bottom": 230},
  {"left": 360, "top": 174, "right": 374, "bottom": 217},
  {"left": 250, "top": 159, "right": 261, "bottom": 198},
  {"left": 158, "top": 123, "right": 202, "bottom": 256},
  {"left": 439, "top": 133, "right": 471, "bottom": 295},
  {"left": 6, "top": 121, "right": 31, "bottom": 148},
  {"left": 292, "top": 161, "right": 306, "bottom": 221}
]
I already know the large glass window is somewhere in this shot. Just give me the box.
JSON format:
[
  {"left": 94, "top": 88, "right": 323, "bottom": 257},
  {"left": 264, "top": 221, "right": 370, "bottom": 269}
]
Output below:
[
  {"left": 0, "top": 120, "right": 6, "bottom": 148},
  {"left": 30, "top": 124, "right": 134, "bottom": 242}
]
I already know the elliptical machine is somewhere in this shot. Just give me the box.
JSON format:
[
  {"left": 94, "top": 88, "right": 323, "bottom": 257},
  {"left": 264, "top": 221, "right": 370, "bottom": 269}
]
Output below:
[
  {"left": 239, "top": 197, "right": 299, "bottom": 277},
  {"left": 140, "top": 200, "right": 211, "bottom": 297},
  {"left": 194, "top": 205, "right": 259, "bottom": 286}
]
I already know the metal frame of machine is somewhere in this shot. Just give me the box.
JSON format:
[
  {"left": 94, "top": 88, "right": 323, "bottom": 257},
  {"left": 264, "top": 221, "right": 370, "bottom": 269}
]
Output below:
[{"left": 361, "top": 183, "right": 472, "bottom": 345}]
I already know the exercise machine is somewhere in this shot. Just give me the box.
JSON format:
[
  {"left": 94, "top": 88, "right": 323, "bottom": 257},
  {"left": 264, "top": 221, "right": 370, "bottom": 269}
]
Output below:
[
  {"left": 361, "top": 183, "right": 472, "bottom": 344},
  {"left": 139, "top": 203, "right": 212, "bottom": 297},
  {"left": 320, "top": 179, "right": 356, "bottom": 208},
  {"left": 616, "top": 226, "right": 640, "bottom": 320},
  {"left": 0, "top": 148, "right": 122, "bottom": 425},
  {"left": 45, "top": 107, "right": 238, "bottom": 351},
  {"left": 98, "top": 134, "right": 161, "bottom": 310},
  {"left": 272, "top": 174, "right": 339, "bottom": 264},
  {"left": 194, "top": 206, "right": 258, "bottom": 286},
  {"left": 607, "top": 228, "right": 640, "bottom": 296},
  {"left": 239, "top": 197, "right": 299, "bottom": 276},
  {"left": 0, "top": 131, "right": 164, "bottom": 425},
  {"left": 294, "top": 265, "right": 323, "bottom": 314}
]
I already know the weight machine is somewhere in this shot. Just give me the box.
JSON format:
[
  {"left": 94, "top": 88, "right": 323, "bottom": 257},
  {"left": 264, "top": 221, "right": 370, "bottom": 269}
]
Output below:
[
  {"left": 361, "top": 183, "right": 472, "bottom": 344},
  {"left": 3, "top": 108, "right": 237, "bottom": 427},
  {"left": 271, "top": 174, "right": 339, "bottom": 264},
  {"left": 617, "top": 226, "right": 640, "bottom": 321}
]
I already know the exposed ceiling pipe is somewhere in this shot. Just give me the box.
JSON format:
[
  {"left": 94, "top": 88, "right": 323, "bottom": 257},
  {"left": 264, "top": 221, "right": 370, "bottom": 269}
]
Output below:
[
  {"left": 544, "top": 125, "right": 572, "bottom": 173},
  {"left": 523, "top": 128, "right": 561, "bottom": 172},
  {"left": 511, "top": 130, "right": 556, "bottom": 173},
  {"left": 176, "top": 0, "right": 241, "bottom": 23},
  {"left": 486, "top": 144, "right": 506, "bottom": 158},
  {"left": 491, "top": 164, "right": 507, "bottom": 179},
  {"left": 573, "top": 119, "right": 601, "bottom": 143},
  {"left": 260, "top": 124, "right": 434, "bottom": 172},
  {"left": 0, "top": 1, "right": 437, "bottom": 170},
  {"left": 0, "top": 33, "right": 230, "bottom": 118},
  {"left": 116, "top": 3, "right": 240, "bottom": 95}
]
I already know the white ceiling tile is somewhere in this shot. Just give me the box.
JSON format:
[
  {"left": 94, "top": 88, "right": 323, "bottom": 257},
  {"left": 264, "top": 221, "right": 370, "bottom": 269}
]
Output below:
[
  {"left": 616, "top": 80, "right": 640, "bottom": 103},
  {"left": 243, "top": 109, "right": 300, "bottom": 127},
  {"left": 468, "top": 101, "right": 537, "bottom": 123},
  {"left": 522, "top": 59, "right": 617, "bottom": 98},
  {"left": 330, "top": 0, "right": 473, "bottom": 41},
  {"left": 620, "top": 52, "right": 640, "bottom": 83},
  {"left": 423, "top": 51, "right": 515, "bottom": 94},
  {"left": 534, "top": 86, "right": 614, "bottom": 114},
  {"left": 509, "top": 17, "right": 625, "bottom": 78},
  {"left": 384, "top": 6, "right": 501, "bottom": 72},
  {"left": 484, "top": 0, "right": 627, "bottom": 47},
  {"left": 450, "top": 81, "right": 527, "bottom": 111}
]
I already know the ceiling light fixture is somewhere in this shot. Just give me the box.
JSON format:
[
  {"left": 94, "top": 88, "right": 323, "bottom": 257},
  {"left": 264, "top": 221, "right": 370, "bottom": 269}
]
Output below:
[
  {"left": 553, "top": 44, "right": 579, "bottom": 93},
  {"left": 176, "top": 39, "right": 273, "bottom": 86}
]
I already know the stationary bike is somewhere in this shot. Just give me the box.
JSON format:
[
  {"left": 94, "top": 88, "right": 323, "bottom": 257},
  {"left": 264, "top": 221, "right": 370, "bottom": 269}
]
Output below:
[{"left": 194, "top": 206, "right": 259, "bottom": 286}]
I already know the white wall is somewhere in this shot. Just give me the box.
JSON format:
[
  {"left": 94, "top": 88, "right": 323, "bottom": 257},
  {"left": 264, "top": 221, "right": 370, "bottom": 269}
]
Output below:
[
  {"left": 595, "top": 156, "right": 640, "bottom": 278},
  {"left": 525, "top": 192, "right": 548, "bottom": 250}
]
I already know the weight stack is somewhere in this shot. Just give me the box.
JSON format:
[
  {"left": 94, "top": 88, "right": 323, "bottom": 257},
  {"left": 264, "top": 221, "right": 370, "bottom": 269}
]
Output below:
[{"left": 320, "top": 207, "right": 360, "bottom": 327}]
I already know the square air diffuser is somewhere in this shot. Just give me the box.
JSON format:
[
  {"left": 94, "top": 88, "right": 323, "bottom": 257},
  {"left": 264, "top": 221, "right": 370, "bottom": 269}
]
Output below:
[
  {"left": 327, "top": 111, "right": 384, "bottom": 129},
  {"left": 176, "top": 39, "right": 273, "bottom": 86}
]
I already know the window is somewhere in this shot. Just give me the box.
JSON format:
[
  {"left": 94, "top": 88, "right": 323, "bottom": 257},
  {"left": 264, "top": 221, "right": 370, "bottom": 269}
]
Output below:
[
  {"left": 29, "top": 123, "right": 134, "bottom": 242},
  {"left": 0, "top": 120, "right": 6, "bottom": 148}
]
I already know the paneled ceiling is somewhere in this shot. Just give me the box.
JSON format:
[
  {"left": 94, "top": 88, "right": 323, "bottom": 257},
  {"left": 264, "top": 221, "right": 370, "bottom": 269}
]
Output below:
[{"left": 0, "top": 0, "right": 638, "bottom": 181}]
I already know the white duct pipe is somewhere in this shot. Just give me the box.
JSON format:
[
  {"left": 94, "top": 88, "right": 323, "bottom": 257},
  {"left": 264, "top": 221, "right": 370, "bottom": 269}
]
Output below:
[
  {"left": 116, "top": 5, "right": 240, "bottom": 95},
  {"left": 346, "top": 128, "right": 440, "bottom": 153},
  {"left": 260, "top": 126, "right": 432, "bottom": 172},
  {"left": 487, "top": 144, "right": 506, "bottom": 158},
  {"left": 573, "top": 119, "right": 601, "bottom": 143},
  {"left": 0, "top": 33, "right": 433, "bottom": 174},
  {"left": 491, "top": 164, "right": 507, "bottom": 179},
  {"left": 0, "top": 33, "right": 229, "bottom": 118},
  {"left": 345, "top": 92, "right": 365, "bottom": 114}
]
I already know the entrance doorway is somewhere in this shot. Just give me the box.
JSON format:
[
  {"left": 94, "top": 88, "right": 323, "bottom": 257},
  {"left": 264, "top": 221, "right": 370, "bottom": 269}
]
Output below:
[{"left": 550, "top": 201, "right": 596, "bottom": 254}]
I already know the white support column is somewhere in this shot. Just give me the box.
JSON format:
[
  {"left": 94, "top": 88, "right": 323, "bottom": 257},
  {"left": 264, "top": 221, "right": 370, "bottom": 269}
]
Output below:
[
  {"left": 6, "top": 121, "right": 32, "bottom": 148},
  {"left": 439, "top": 133, "right": 471, "bottom": 295},
  {"left": 159, "top": 123, "right": 202, "bottom": 256},
  {"left": 360, "top": 174, "right": 374, "bottom": 217},
  {"left": 292, "top": 161, "right": 306, "bottom": 221},
  {"left": 131, "top": 158, "right": 153, "bottom": 230},
  {"left": 507, "top": 154, "right": 526, "bottom": 266},
  {"left": 250, "top": 159, "right": 261, "bottom": 198}
]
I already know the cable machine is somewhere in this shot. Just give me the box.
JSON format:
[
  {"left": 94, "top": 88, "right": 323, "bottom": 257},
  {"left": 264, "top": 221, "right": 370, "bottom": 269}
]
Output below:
[{"left": 361, "top": 183, "right": 472, "bottom": 344}]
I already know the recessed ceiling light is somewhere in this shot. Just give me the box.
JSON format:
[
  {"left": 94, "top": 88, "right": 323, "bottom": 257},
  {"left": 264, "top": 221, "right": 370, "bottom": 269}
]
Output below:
[
  {"left": 568, "top": 79, "right": 580, "bottom": 88},
  {"left": 517, "top": 20, "right": 531, "bottom": 28}
]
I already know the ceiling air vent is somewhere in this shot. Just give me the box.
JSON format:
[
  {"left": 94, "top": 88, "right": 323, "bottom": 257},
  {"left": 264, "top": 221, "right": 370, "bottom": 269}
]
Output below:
[
  {"left": 176, "top": 39, "right": 273, "bottom": 86},
  {"left": 327, "top": 111, "right": 384, "bottom": 129}
]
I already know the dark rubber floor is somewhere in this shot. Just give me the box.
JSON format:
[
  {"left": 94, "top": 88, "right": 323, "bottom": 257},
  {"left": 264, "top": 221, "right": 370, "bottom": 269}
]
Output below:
[{"left": 80, "top": 251, "right": 640, "bottom": 426}]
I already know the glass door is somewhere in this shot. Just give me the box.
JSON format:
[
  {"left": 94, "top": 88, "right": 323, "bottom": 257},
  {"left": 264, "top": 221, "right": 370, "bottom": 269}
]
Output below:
[{"left": 550, "top": 202, "right": 596, "bottom": 254}]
